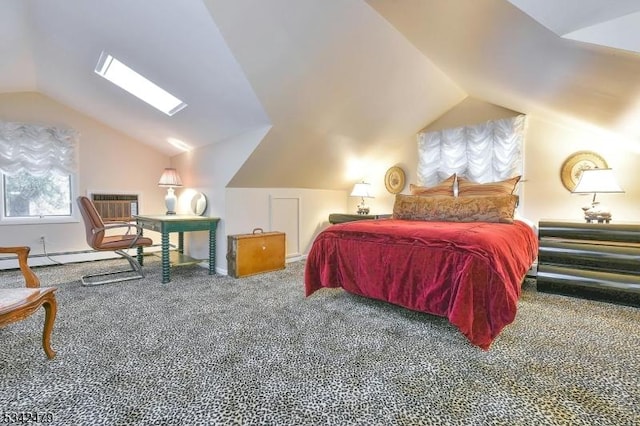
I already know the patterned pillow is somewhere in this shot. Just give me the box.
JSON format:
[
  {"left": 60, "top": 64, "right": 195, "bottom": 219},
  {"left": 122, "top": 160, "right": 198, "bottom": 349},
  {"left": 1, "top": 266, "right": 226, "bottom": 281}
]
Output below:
[
  {"left": 393, "top": 194, "right": 518, "bottom": 224},
  {"left": 457, "top": 176, "right": 521, "bottom": 197},
  {"left": 409, "top": 174, "right": 456, "bottom": 196}
]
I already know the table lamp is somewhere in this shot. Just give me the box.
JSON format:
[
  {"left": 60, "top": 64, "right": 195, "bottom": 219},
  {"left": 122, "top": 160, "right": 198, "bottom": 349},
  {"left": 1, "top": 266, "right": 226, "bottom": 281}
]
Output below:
[
  {"left": 158, "top": 168, "right": 183, "bottom": 215},
  {"left": 350, "top": 182, "right": 373, "bottom": 215},
  {"left": 572, "top": 168, "right": 624, "bottom": 223}
]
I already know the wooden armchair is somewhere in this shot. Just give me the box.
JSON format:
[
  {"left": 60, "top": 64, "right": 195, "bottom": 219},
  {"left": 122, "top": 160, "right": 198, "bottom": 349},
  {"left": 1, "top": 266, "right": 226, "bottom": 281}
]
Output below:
[{"left": 0, "top": 246, "right": 57, "bottom": 359}]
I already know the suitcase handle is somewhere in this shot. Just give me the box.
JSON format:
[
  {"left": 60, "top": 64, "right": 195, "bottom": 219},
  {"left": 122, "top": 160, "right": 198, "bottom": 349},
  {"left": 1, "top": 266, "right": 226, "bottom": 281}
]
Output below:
[{"left": 252, "top": 228, "right": 264, "bottom": 234}]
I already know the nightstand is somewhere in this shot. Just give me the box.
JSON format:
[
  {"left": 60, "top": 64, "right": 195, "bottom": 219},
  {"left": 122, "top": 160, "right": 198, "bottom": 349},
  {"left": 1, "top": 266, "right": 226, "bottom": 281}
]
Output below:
[
  {"left": 328, "top": 213, "right": 392, "bottom": 224},
  {"left": 537, "top": 220, "right": 640, "bottom": 306}
]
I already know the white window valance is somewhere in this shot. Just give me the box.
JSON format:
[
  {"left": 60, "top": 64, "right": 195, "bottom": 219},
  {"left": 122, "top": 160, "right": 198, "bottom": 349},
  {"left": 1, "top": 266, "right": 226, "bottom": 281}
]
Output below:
[
  {"left": 417, "top": 115, "right": 526, "bottom": 186},
  {"left": 0, "top": 121, "right": 78, "bottom": 177}
]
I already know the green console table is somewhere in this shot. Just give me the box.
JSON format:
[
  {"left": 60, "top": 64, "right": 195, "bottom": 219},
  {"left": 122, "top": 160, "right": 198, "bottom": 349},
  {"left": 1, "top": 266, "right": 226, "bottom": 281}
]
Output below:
[{"left": 134, "top": 215, "right": 220, "bottom": 283}]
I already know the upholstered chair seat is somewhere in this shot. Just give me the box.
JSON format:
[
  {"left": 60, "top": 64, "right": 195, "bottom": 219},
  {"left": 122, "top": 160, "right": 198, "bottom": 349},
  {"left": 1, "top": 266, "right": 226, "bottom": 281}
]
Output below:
[{"left": 77, "top": 196, "right": 153, "bottom": 286}]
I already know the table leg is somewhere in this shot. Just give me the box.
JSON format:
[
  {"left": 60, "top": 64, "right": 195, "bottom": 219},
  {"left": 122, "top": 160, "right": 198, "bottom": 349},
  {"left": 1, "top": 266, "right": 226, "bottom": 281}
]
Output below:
[
  {"left": 178, "top": 232, "right": 184, "bottom": 254},
  {"left": 137, "top": 224, "right": 144, "bottom": 265},
  {"left": 161, "top": 232, "right": 170, "bottom": 283},
  {"left": 209, "top": 225, "right": 216, "bottom": 275}
]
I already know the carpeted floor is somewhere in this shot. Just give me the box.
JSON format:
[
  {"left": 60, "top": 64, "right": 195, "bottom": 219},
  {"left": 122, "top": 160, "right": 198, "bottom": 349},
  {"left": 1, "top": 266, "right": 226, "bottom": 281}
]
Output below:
[{"left": 1, "top": 257, "right": 639, "bottom": 425}]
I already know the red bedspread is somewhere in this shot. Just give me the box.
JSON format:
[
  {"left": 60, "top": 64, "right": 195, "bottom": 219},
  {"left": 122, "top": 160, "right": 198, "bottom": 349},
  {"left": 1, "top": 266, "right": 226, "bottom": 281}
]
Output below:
[{"left": 304, "top": 219, "right": 538, "bottom": 349}]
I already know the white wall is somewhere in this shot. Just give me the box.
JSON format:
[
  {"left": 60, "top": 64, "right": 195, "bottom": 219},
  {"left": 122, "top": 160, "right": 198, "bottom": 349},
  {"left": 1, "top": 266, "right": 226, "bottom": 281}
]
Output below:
[
  {"left": 5, "top": 93, "right": 637, "bottom": 273},
  {"left": 405, "top": 97, "right": 640, "bottom": 225},
  {"left": 171, "top": 125, "right": 271, "bottom": 273},
  {"left": 225, "top": 188, "right": 346, "bottom": 266},
  {"left": 174, "top": 120, "right": 433, "bottom": 275},
  {"left": 0, "top": 92, "right": 169, "bottom": 266},
  {"left": 523, "top": 115, "right": 640, "bottom": 224}
]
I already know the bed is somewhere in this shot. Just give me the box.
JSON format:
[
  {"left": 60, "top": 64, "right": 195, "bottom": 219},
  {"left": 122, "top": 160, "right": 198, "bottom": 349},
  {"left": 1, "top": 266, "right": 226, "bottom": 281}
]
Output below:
[{"left": 304, "top": 197, "right": 538, "bottom": 350}]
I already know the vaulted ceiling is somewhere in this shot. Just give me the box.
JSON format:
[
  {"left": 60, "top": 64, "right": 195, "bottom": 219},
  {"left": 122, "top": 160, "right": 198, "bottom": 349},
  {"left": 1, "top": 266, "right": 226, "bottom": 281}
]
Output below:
[
  {"left": 0, "top": 0, "right": 269, "bottom": 155},
  {"left": 367, "top": 0, "right": 640, "bottom": 138},
  {"left": 2, "top": 0, "right": 639, "bottom": 189}
]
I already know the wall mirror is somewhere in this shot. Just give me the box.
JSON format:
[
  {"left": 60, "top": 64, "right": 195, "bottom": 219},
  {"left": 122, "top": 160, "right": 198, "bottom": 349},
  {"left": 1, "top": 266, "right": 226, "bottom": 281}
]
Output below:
[{"left": 189, "top": 192, "right": 207, "bottom": 216}]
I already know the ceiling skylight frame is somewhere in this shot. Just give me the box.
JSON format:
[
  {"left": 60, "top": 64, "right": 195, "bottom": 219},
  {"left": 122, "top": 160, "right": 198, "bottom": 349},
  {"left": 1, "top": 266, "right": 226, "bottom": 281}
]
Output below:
[{"left": 94, "top": 51, "right": 187, "bottom": 116}]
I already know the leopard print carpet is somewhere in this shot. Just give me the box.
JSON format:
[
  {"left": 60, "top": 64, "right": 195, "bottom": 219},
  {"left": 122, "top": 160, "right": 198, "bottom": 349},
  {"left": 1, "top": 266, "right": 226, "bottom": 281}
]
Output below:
[{"left": 1, "top": 258, "right": 639, "bottom": 425}]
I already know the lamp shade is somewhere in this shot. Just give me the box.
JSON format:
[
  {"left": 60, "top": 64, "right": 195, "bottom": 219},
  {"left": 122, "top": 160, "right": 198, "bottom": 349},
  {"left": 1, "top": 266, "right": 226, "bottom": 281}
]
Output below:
[
  {"left": 158, "top": 168, "right": 183, "bottom": 187},
  {"left": 350, "top": 182, "right": 373, "bottom": 198},
  {"left": 572, "top": 168, "right": 624, "bottom": 194}
]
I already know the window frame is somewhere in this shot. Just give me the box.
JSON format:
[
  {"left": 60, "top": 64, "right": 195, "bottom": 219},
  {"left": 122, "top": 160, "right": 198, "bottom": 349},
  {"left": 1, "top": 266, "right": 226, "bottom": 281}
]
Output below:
[{"left": 0, "top": 171, "right": 79, "bottom": 225}]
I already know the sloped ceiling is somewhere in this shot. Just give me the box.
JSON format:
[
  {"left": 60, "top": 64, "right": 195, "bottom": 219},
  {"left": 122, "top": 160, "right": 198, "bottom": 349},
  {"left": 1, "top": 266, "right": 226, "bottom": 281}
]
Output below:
[
  {"left": 366, "top": 0, "right": 640, "bottom": 143},
  {"left": 0, "top": 0, "right": 269, "bottom": 156},
  {"left": 2, "top": 0, "right": 640, "bottom": 189},
  {"left": 203, "top": 0, "right": 464, "bottom": 188},
  {"left": 507, "top": 0, "right": 640, "bottom": 53}
]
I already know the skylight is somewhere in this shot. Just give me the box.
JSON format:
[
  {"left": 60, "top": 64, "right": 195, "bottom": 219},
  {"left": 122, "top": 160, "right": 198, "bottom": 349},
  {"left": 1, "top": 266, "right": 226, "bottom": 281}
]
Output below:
[{"left": 95, "top": 51, "right": 187, "bottom": 116}]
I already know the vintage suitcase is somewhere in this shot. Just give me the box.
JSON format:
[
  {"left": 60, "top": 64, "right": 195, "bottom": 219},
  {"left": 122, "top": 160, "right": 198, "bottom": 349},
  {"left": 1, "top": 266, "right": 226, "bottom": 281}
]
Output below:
[{"left": 227, "top": 228, "right": 286, "bottom": 278}]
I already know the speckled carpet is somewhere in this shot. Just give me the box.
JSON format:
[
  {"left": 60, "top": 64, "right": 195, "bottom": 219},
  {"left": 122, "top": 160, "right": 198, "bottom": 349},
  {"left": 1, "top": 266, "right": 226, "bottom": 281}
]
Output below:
[{"left": 1, "top": 257, "right": 639, "bottom": 425}]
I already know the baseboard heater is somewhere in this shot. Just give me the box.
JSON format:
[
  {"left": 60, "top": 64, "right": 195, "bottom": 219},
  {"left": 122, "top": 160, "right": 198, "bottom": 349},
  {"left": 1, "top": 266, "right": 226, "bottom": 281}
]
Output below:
[
  {"left": 1, "top": 248, "right": 307, "bottom": 273},
  {"left": 0, "top": 245, "right": 163, "bottom": 270}
]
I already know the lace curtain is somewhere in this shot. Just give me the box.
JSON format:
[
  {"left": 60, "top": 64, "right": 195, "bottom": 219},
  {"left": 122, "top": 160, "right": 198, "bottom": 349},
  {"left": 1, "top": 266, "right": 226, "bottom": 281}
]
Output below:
[
  {"left": 0, "top": 121, "right": 78, "bottom": 176},
  {"left": 417, "top": 115, "right": 526, "bottom": 187}
]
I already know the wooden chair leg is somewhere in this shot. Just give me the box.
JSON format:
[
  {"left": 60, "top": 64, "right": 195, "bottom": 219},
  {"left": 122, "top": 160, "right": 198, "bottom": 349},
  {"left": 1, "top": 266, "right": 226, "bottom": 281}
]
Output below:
[
  {"left": 1, "top": 246, "right": 58, "bottom": 360},
  {"left": 41, "top": 294, "right": 58, "bottom": 359}
]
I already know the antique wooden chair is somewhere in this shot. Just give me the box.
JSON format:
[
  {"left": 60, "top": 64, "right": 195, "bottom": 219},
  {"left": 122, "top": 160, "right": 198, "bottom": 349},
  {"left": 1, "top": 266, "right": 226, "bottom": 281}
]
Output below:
[
  {"left": 76, "top": 196, "right": 153, "bottom": 286},
  {"left": 0, "top": 246, "right": 57, "bottom": 359}
]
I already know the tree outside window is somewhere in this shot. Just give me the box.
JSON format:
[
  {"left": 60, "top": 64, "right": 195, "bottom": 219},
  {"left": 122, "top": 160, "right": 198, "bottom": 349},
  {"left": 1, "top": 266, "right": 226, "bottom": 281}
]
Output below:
[
  {"left": 1, "top": 121, "right": 77, "bottom": 222},
  {"left": 3, "top": 171, "right": 72, "bottom": 217}
]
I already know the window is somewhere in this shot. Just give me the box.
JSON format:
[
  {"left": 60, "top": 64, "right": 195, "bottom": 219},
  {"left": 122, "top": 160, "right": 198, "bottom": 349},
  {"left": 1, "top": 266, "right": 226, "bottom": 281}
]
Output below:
[
  {"left": 2, "top": 171, "right": 72, "bottom": 218},
  {"left": 0, "top": 121, "right": 78, "bottom": 224}
]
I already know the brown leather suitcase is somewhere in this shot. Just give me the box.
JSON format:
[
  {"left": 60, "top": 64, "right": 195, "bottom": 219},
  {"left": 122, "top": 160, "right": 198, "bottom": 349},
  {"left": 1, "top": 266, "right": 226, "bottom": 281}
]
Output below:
[{"left": 227, "top": 228, "right": 286, "bottom": 278}]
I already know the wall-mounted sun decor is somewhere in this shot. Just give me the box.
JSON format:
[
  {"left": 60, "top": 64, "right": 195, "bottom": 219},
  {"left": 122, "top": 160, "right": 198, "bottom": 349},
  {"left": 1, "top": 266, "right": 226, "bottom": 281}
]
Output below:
[
  {"left": 560, "top": 151, "right": 608, "bottom": 192},
  {"left": 384, "top": 166, "right": 406, "bottom": 194}
]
